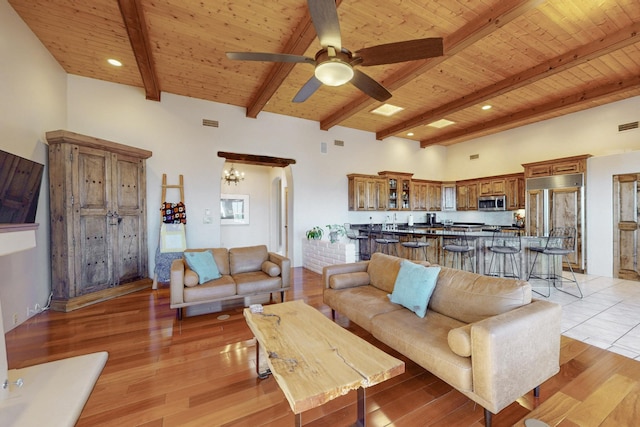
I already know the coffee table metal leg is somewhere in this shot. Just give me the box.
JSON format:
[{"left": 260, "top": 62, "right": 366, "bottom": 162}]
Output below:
[
  {"left": 354, "top": 387, "right": 365, "bottom": 427},
  {"left": 255, "top": 340, "right": 271, "bottom": 379}
]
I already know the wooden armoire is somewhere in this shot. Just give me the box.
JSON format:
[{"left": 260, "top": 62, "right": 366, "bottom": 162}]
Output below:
[{"left": 46, "top": 130, "right": 152, "bottom": 312}]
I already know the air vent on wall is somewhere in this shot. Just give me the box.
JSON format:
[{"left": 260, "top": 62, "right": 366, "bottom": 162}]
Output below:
[
  {"left": 618, "top": 121, "right": 639, "bottom": 132},
  {"left": 334, "top": 140, "right": 344, "bottom": 146},
  {"left": 202, "top": 119, "right": 219, "bottom": 127},
  {"left": 470, "top": 154, "right": 479, "bottom": 160}
]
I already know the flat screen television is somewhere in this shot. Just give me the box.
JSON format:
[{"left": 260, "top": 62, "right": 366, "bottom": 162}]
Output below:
[{"left": 0, "top": 149, "right": 44, "bottom": 224}]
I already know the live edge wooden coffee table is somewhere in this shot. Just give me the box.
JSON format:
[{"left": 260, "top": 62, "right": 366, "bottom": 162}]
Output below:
[{"left": 243, "top": 300, "right": 405, "bottom": 426}]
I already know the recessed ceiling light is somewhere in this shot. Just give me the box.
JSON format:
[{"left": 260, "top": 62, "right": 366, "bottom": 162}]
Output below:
[
  {"left": 482, "top": 105, "right": 492, "bottom": 110},
  {"left": 370, "top": 104, "right": 404, "bottom": 117},
  {"left": 107, "top": 58, "right": 122, "bottom": 67},
  {"left": 407, "top": 132, "right": 414, "bottom": 136},
  {"left": 427, "top": 119, "right": 455, "bottom": 129}
]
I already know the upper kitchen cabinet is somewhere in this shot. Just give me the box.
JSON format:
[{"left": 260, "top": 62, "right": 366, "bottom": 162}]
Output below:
[
  {"left": 505, "top": 174, "right": 525, "bottom": 210},
  {"left": 348, "top": 174, "right": 388, "bottom": 211},
  {"left": 379, "top": 171, "right": 413, "bottom": 210},
  {"left": 523, "top": 155, "right": 591, "bottom": 178},
  {"left": 456, "top": 179, "right": 478, "bottom": 211},
  {"left": 412, "top": 179, "right": 442, "bottom": 211},
  {"left": 442, "top": 182, "right": 456, "bottom": 211},
  {"left": 478, "top": 178, "right": 506, "bottom": 196}
]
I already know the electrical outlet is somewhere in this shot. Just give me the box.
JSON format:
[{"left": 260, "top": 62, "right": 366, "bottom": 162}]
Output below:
[{"left": 13, "top": 314, "right": 18, "bottom": 325}]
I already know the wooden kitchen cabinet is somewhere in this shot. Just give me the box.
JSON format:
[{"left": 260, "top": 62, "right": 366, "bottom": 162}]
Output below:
[
  {"left": 379, "top": 171, "right": 413, "bottom": 210},
  {"left": 428, "top": 182, "right": 442, "bottom": 211},
  {"left": 456, "top": 180, "right": 478, "bottom": 211},
  {"left": 523, "top": 154, "right": 590, "bottom": 178},
  {"left": 348, "top": 174, "right": 388, "bottom": 211},
  {"left": 479, "top": 178, "right": 506, "bottom": 196},
  {"left": 47, "top": 130, "right": 152, "bottom": 312},
  {"left": 505, "top": 174, "right": 525, "bottom": 210},
  {"left": 442, "top": 182, "right": 456, "bottom": 211},
  {"left": 411, "top": 179, "right": 428, "bottom": 210}
]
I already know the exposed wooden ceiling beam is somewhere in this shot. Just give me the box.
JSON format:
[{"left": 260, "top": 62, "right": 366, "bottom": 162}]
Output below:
[
  {"left": 319, "top": 0, "right": 544, "bottom": 131},
  {"left": 377, "top": 21, "right": 640, "bottom": 141},
  {"left": 245, "top": 0, "right": 344, "bottom": 118},
  {"left": 420, "top": 74, "right": 640, "bottom": 148},
  {"left": 117, "top": 0, "right": 160, "bottom": 101},
  {"left": 217, "top": 151, "right": 296, "bottom": 168}
]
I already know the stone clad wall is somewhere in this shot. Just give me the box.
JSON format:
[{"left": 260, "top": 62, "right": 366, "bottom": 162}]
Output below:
[{"left": 302, "top": 238, "right": 356, "bottom": 274}]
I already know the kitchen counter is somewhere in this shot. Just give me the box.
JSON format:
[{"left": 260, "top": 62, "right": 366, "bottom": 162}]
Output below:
[{"left": 351, "top": 224, "right": 557, "bottom": 281}]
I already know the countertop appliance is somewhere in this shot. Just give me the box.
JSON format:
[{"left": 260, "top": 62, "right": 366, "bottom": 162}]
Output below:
[{"left": 478, "top": 195, "right": 506, "bottom": 211}]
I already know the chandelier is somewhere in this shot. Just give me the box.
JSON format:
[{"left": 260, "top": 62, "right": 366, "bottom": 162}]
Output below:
[{"left": 222, "top": 164, "right": 245, "bottom": 185}]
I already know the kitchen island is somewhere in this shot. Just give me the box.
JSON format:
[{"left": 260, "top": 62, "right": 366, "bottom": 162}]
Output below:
[{"left": 352, "top": 224, "right": 560, "bottom": 281}]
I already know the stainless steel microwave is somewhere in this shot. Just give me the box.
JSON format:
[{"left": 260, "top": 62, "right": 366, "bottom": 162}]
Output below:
[{"left": 478, "top": 195, "right": 506, "bottom": 211}]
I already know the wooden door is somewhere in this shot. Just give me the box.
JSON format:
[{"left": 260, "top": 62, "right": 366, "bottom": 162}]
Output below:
[
  {"left": 74, "top": 145, "right": 113, "bottom": 296},
  {"left": 456, "top": 184, "right": 468, "bottom": 210},
  {"left": 112, "top": 153, "right": 147, "bottom": 284},
  {"left": 549, "top": 187, "right": 582, "bottom": 270},
  {"left": 354, "top": 178, "right": 367, "bottom": 210},
  {"left": 467, "top": 183, "right": 478, "bottom": 210},
  {"left": 613, "top": 174, "right": 640, "bottom": 280}
]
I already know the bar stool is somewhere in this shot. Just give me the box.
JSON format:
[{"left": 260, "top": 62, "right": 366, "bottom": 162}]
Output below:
[
  {"left": 527, "top": 227, "right": 583, "bottom": 298},
  {"left": 401, "top": 230, "right": 429, "bottom": 261},
  {"left": 344, "top": 223, "right": 370, "bottom": 261},
  {"left": 443, "top": 229, "right": 475, "bottom": 272},
  {"left": 374, "top": 230, "right": 399, "bottom": 256},
  {"left": 487, "top": 230, "right": 522, "bottom": 278}
]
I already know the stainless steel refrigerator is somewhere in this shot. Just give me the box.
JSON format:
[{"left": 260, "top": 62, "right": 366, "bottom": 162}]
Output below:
[{"left": 526, "top": 173, "right": 585, "bottom": 272}]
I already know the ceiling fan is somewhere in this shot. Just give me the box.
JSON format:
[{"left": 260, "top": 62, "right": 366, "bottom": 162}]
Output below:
[{"left": 226, "top": 0, "right": 444, "bottom": 103}]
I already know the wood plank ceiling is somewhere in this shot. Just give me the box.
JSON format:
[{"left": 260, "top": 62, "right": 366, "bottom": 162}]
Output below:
[{"left": 9, "top": 0, "right": 640, "bottom": 147}]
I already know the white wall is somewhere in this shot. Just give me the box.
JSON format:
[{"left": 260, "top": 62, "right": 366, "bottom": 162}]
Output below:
[
  {"left": 65, "top": 76, "right": 449, "bottom": 270},
  {"left": 0, "top": 0, "right": 67, "bottom": 331}
]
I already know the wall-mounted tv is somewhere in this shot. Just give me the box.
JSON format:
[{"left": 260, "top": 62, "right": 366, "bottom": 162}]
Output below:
[{"left": 0, "top": 149, "right": 44, "bottom": 224}]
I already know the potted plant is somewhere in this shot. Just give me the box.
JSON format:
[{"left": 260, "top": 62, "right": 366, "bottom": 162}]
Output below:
[
  {"left": 306, "top": 226, "right": 324, "bottom": 240},
  {"left": 326, "top": 224, "right": 346, "bottom": 243}
]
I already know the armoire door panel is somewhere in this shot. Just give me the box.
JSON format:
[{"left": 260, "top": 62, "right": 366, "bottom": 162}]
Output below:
[
  {"left": 115, "top": 156, "right": 142, "bottom": 211},
  {"left": 78, "top": 216, "right": 112, "bottom": 294},
  {"left": 117, "top": 214, "right": 143, "bottom": 282},
  {"left": 78, "top": 151, "right": 110, "bottom": 210}
]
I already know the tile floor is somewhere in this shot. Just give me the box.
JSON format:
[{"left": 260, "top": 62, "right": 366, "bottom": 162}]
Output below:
[{"left": 531, "top": 272, "right": 640, "bottom": 360}]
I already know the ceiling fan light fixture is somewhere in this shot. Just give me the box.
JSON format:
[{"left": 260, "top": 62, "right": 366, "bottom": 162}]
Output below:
[{"left": 314, "top": 60, "right": 354, "bottom": 86}]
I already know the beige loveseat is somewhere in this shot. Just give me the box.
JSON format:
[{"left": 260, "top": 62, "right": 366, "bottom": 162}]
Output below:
[
  {"left": 170, "top": 245, "right": 290, "bottom": 319},
  {"left": 323, "top": 252, "right": 561, "bottom": 427}
]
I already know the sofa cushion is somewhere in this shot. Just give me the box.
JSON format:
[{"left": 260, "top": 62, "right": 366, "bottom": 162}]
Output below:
[
  {"left": 261, "top": 260, "right": 281, "bottom": 277},
  {"left": 184, "top": 248, "right": 230, "bottom": 275},
  {"left": 229, "top": 245, "right": 269, "bottom": 275},
  {"left": 184, "top": 250, "right": 221, "bottom": 284},
  {"left": 183, "top": 275, "right": 236, "bottom": 302},
  {"left": 367, "top": 252, "right": 403, "bottom": 293},
  {"left": 371, "top": 309, "right": 472, "bottom": 392},
  {"left": 234, "top": 271, "right": 281, "bottom": 294},
  {"left": 324, "top": 285, "right": 403, "bottom": 332},
  {"left": 329, "top": 271, "right": 370, "bottom": 289},
  {"left": 448, "top": 324, "right": 472, "bottom": 357},
  {"left": 183, "top": 266, "right": 199, "bottom": 287},
  {"left": 388, "top": 261, "right": 440, "bottom": 318},
  {"left": 428, "top": 266, "right": 532, "bottom": 323}
]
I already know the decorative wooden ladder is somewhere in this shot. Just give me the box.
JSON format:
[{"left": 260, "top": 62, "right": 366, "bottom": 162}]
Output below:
[{"left": 152, "top": 174, "right": 185, "bottom": 289}]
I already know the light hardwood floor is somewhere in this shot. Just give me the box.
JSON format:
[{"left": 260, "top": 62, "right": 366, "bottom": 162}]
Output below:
[{"left": 5, "top": 268, "right": 640, "bottom": 426}]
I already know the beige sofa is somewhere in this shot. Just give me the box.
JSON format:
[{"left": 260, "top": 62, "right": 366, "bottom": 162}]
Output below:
[
  {"left": 323, "top": 252, "right": 561, "bottom": 427},
  {"left": 170, "top": 245, "right": 290, "bottom": 319}
]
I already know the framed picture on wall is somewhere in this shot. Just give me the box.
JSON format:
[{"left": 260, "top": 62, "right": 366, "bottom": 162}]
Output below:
[{"left": 220, "top": 194, "right": 249, "bottom": 225}]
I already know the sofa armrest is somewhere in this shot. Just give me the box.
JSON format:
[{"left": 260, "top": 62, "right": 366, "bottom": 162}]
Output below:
[
  {"left": 169, "top": 258, "right": 186, "bottom": 305},
  {"left": 469, "top": 300, "right": 561, "bottom": 414},
  {"left": 322, "top": 261, "right": 369, "bottom": 289},
  {"left": 268, "top": 252, "right": 291, "bottom": 287}
]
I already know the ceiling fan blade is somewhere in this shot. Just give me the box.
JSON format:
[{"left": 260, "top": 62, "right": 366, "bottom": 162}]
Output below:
[
  {"left": 292, "top": 76, "right": 323, "bottom": 103},
  {"left": 350, "top": 70, "right": 392, "bottom": 102},
  {"left": 307, "top": 0, "right": 342, "bottom": 49},
  {"left": 355, "top": 38, "right": 444, "bottom": 66},
  {"left": 226, "top": 52, "right": 314, "bottom": 64}
]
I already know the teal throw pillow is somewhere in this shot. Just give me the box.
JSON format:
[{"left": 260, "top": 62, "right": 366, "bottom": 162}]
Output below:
[
  {"left": 388, "top": 261, "right": 441, "bottom": 318},
  {"left": 184, "top": 250, "right": 221, "bottom": 284}
]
